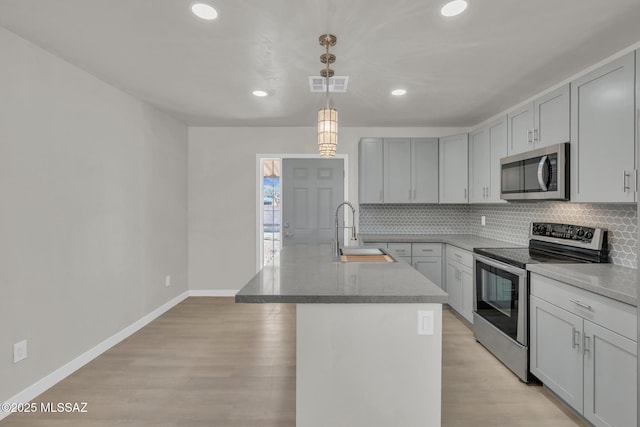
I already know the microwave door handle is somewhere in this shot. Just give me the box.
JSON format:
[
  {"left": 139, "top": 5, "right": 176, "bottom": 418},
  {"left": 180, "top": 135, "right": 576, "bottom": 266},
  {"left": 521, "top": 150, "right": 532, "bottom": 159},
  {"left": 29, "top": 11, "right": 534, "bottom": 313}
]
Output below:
[{"left": 537, "top": 155, "right": 548, "bottom": 191}]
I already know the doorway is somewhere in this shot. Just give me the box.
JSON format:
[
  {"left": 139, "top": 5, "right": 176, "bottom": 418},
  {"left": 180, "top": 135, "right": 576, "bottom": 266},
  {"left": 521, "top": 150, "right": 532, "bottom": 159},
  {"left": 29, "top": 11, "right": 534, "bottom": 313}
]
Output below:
[
  {"left": 257, "top": 154, "right": 349, "bottom": 268},
  {"left": 281, "top": 158, "right": 344, "bottom": 246}
]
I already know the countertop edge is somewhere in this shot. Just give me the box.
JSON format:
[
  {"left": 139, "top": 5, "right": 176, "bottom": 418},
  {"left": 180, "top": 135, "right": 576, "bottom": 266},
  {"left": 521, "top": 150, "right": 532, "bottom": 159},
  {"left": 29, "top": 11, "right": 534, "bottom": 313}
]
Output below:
[{"left": 236, "top": 294, "right": 448, "bottom": 304}]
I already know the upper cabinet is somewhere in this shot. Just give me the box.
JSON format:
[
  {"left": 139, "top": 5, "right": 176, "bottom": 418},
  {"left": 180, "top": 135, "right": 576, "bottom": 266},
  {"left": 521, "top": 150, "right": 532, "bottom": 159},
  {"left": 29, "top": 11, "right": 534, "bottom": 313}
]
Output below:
[
  {"left": 410, "top": 138, "right": 439, "bottom": 203},
  {"left": 359, "top": 138, "right": 384, "bottom": 203},
  {"left": 359, "top": 137, "right": 439, "bottom": 204},
  {"left": 570, "top": 52, "right": 636, "bottom": 203},
  {"left": 469, "top": 116, "right": 507, "bottom": 203},
  {"left": 383, "top": 138, "right": 412, "bottom": 203},
  {"left": 439, "top": 134, "right": 468, "bottom": 204},
  {"left": 507, "top": 84, "right": 570, "bottom": 155}
]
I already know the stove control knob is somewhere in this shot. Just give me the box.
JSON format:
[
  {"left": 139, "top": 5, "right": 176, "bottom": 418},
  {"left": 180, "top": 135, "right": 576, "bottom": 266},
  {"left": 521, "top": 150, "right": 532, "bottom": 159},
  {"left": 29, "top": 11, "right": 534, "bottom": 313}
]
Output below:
[
  {"left": 585, "top": 231, "right": 594, "bottom": 240},
  {"left": 537, "top": 225, "right": 546, "bottom": 234},
  {"left": 577, "top": 229, "right": 585, "bottom": 237}
]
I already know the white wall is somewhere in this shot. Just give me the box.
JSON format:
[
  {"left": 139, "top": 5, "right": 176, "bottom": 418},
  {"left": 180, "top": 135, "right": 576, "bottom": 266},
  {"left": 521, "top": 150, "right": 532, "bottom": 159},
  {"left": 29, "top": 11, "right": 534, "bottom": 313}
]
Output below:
[
  {"left": 188, "top": 126, "right": 465, "bottom": 291},
  {"left": 0, "top": 27, "right": 188, "bottom": 402}
]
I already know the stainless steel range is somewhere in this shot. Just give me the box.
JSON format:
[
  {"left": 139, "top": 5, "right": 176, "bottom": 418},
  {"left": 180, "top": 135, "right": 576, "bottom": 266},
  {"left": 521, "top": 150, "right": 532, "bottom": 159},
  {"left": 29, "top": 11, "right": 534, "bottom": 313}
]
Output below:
[{"left": 472, "top": 222, "right": 609, "bottom": 382}]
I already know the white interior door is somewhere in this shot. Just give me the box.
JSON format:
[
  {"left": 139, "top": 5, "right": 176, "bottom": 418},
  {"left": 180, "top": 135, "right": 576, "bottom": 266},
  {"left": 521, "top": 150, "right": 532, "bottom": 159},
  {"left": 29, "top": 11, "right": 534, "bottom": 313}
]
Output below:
[{"left": 282, "top": 158, "right": 344, "bottom": 246}]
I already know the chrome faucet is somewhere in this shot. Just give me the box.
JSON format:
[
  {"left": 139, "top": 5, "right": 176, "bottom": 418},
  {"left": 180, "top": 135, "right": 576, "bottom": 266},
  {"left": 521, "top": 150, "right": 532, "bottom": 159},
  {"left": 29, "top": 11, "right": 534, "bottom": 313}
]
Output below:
[{"left": 334, "top": 201, "right": 358, "bottom": 257}]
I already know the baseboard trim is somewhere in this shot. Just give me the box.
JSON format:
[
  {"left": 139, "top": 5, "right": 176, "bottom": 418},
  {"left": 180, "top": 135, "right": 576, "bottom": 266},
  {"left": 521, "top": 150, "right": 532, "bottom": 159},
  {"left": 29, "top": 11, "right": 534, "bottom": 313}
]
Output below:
[
  {"left": 0, "top": 291, "right": 190, "bottom": 420},
  {"left": 189, "top": 289, "right": 238, "bottom": 297}
]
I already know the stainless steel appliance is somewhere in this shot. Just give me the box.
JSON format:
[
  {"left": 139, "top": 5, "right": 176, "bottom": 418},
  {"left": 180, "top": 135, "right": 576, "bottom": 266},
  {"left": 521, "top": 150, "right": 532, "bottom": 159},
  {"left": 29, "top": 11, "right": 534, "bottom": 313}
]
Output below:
[
  {"left": 500, "top": 142, "right": 569, "bottom": 201},
  {"left": 473, "top": 222, "right": 608, "bottom": 382}
]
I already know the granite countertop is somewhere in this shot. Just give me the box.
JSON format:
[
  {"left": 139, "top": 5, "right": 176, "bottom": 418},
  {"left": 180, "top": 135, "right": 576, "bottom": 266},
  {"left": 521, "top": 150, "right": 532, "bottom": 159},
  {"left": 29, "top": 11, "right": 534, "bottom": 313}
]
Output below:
[
  {"left": 235, "top": 245, "right": 448, "bottom": 304},
  {"left": 359, "top": 233, "right": 519, "bottom": 251},
  {"left": 527, "top": 263, "right": 637, "bottom": 307}
]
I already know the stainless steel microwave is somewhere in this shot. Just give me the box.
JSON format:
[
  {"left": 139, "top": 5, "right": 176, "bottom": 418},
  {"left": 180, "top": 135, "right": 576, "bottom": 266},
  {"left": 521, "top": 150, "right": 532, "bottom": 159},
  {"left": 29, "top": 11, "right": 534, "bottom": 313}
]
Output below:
[{"left": 500, "top": 143, "right": 569, "bottom": 201}]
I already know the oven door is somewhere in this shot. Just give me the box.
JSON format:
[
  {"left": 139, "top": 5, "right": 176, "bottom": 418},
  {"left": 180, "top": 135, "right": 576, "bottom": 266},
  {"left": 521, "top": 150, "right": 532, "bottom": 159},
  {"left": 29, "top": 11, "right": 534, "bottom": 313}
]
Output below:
[{"left": 474, "top": 255, "right": 527, "bottom": 345}]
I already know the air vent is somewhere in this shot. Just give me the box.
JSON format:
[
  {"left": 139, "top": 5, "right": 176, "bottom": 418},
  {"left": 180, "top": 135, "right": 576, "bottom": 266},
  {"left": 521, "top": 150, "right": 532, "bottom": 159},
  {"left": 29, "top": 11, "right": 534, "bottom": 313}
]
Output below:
[{"left": 309, "top": 76, "right": 349, "bottom": 93}]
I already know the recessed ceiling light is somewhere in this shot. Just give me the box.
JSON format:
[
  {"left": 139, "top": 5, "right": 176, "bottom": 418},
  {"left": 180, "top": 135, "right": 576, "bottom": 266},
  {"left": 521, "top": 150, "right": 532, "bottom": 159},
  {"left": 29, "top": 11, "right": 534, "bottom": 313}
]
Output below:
[
  {"left": 191, "top": 3, "right": 218, "bottom": 20},
  {"left": 391, "top": 89, "right": 407, "bottom": 96},
  {"left": 440, "top": 0, "right": 468, "bottom": 17},
  {"left": 252, "top": 90, "right": 268, "bottom": 97}
]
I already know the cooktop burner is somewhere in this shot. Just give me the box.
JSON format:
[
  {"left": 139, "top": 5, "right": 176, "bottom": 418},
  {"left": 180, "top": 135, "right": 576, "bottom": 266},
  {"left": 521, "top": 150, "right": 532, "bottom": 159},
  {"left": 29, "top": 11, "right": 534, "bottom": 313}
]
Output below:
[
  {"left": 473, "top": 246, "right": 589, "bottom": 269},
  {"left": 473, "top": 222, "right": 610, "bottom": 269}
]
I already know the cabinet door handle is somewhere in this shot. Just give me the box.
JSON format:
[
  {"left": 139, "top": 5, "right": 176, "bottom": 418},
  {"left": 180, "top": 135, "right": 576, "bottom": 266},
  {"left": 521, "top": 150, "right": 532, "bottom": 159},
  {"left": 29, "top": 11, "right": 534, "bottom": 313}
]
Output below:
[
  {"left": 464, "top": 188, "right": 467, "bottom": 200},
  {"left": 569, "top": 299, "right": 592, "bottom": 311},
  {"left": 571, "top": 327, "right": 580, "bottom": 349},
  {"left": 413, "top": 189, "right": 416, "bottom": 200},
  {"left": 409, "top": 189, "right": 412, "bottom": 201},
  {"left": 533, "top": 128, "right": 539, "bottom": 142},
  {"left": 528, "top": 130, "right": 533, "bottom": 144},
  {"left": 420, "top": 249, "right": 434, "bottom": 253},
  {"left": 420, "top": 260, "right": 439, "bottom": 264},
  {"left": 583, "top": 335, "right": 590, "bottom": 355},
  {"left": 623, "top": 171, "right": 631, "bottom": 192}
]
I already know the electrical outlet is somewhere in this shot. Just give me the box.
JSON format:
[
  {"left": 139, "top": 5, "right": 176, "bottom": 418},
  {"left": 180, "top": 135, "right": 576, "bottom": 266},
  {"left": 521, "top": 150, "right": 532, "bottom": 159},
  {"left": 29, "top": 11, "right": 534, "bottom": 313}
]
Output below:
[
  {"left": 165, "top": 275, "right": 171, "bottom": 287},
  {"left": 481, "top": 215, "right": 486, "bottom": 226},
  {"left": 13, "top": 340, "right": 27, "bottom": 364},
  {"left": 418, "top": 311, "right": 434, "bottom": 336}
]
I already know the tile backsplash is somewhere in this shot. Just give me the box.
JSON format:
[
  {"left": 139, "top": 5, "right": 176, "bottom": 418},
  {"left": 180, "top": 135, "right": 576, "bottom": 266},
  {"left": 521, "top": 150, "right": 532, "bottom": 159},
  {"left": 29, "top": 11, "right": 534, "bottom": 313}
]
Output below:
[{"left": 359, "top": 202, "right": 637, "bottom": 268}]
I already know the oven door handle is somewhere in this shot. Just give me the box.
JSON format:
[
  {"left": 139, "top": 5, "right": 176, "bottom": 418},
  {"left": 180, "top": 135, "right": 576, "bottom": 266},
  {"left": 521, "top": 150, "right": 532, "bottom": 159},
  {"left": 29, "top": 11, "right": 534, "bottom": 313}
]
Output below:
[
  {"left": 537, "top": 155, "right": 549, "bottom": 191},
  {"left": 474, "top": 255, "right": 526, "bottom": 277}
]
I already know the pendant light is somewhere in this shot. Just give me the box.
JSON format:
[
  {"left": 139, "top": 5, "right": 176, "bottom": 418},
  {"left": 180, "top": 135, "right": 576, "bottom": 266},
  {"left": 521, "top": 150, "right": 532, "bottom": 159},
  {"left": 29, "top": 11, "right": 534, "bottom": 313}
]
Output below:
[{"left": 317, "top": 34, "right": 338, "bottom": 158}]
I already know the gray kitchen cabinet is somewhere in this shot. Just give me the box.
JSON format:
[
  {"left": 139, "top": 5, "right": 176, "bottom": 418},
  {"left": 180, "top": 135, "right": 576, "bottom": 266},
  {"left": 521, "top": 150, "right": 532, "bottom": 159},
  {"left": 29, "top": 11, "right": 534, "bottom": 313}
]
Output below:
[
  {"left": 411, "top": 138, "right": 439, "bottom": 203},
  {"left": 387, "top": 242, "right": 411, "bottom": 260},
  {"left": 444, "top": 245, "right": 473, "bottom": 323},
  {"left": 530, "top": 295, "right": 584, "bottom": 412},
  {"left": 583, "top": 320, "right": 637, "bottom": 427},
  {"left": 469, "top": 127, "right": 489, "bottom": 203},
  {"left": 571, "top": 52, "right": 636, "bottom": 202},
  {"left": 530, "top": 273, "right": 637, "bottom": 427},
  {"left": 439, "top": 134, "right": 469, "bottom": 204},
  {"left": 384, "top": 138, "right": 439, "bottom": 203},
  {"left": 469, "top": 116, "right": 507, "bottom": 203},
  {"left": 383, "top": 138, "right": 412, "bottom": 203},
  {"left": 413, "top": 257, "right": 442, "bottom": 287},
  {"left": 507, "top": 84, "right": 570, "bottom": 155},
  {"left": 366, "top": 241, "right": 443, "bottom": 287},
  {"left": 359, "top": 138, "right": 384, "bottom": 203},
  {"left": 487, "top": 118, "right": 508, "bottom": 202},
  {"left": 412, "top": 243, "right": 443, "bottom": 289},
  {"left": 360, "top": 137, "right": 438, "bottom": 204}
]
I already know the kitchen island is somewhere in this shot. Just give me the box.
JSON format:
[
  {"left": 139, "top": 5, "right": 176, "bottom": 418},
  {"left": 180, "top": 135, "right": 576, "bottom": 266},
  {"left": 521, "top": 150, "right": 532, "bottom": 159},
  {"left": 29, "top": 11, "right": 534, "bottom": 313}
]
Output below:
[{"left": 236, "top": 244, "right": 447, "bottom": 427}]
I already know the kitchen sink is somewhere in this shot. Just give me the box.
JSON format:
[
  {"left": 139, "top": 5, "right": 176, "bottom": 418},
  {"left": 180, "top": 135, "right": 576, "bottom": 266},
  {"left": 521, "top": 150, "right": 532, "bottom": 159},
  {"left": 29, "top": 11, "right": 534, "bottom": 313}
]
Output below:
[
  {"left": 339, "top": 247, "right": 395, "bottom": 263},
  {"left": 339, "top": 248, "right": 385, "bottom": 256}
]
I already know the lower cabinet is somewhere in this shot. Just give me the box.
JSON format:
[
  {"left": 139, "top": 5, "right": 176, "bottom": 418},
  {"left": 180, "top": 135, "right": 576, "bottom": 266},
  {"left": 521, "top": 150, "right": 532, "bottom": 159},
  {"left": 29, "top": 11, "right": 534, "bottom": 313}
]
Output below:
[
  {"left": 444, "top": 245, "right": 473, "bottom": 323},
  {"left": 530, "top": 273, "right": 637, "bottom": 427},
  {"left": 413, "top": 257, "right": 442, "bottom": 289},
  {"left": 412, "top": 243, "right": 443, "bottom": 288},
  {"left": 367, "top": 241, "right": 443, "bottom": 289}
]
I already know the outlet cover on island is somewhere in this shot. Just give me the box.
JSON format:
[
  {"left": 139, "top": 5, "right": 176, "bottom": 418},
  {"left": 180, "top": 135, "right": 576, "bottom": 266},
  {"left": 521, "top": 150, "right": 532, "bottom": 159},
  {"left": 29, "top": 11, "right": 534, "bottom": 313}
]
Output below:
[
  {"left": 481, "top": 215, "right": 486, "bottom": 226},
  {"left": 165, "top": 275, "right": 171, "bottom": 287},
  {"left": 14, "top": 340, "right": 27, "bottom": 363}
]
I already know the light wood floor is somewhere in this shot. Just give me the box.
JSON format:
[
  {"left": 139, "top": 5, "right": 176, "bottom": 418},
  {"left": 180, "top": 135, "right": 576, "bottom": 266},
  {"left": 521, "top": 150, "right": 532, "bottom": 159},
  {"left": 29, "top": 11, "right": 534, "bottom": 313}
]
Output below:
[{"left": 1, "top": 298, "right": 586, "bottom": 427}]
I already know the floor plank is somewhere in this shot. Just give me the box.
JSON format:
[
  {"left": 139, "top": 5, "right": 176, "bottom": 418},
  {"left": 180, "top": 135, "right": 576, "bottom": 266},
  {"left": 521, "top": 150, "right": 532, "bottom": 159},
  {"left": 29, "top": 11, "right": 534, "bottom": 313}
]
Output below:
[{"left": 1, "top": 299, "right": 586, "bottom": 426}]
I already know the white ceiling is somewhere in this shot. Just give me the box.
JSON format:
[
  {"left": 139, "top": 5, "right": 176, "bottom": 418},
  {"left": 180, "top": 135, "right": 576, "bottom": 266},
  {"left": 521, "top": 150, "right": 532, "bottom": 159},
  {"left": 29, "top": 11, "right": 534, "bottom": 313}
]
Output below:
[{"left": 1, "top": 0, "right": 640, "bottom": 127}]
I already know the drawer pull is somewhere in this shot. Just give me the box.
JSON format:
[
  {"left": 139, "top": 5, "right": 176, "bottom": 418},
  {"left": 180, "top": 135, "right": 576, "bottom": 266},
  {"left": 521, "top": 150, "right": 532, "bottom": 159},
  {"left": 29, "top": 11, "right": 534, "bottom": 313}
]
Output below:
[{"left": 569, "top": 299, "right": 592, "bottom": 311}]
